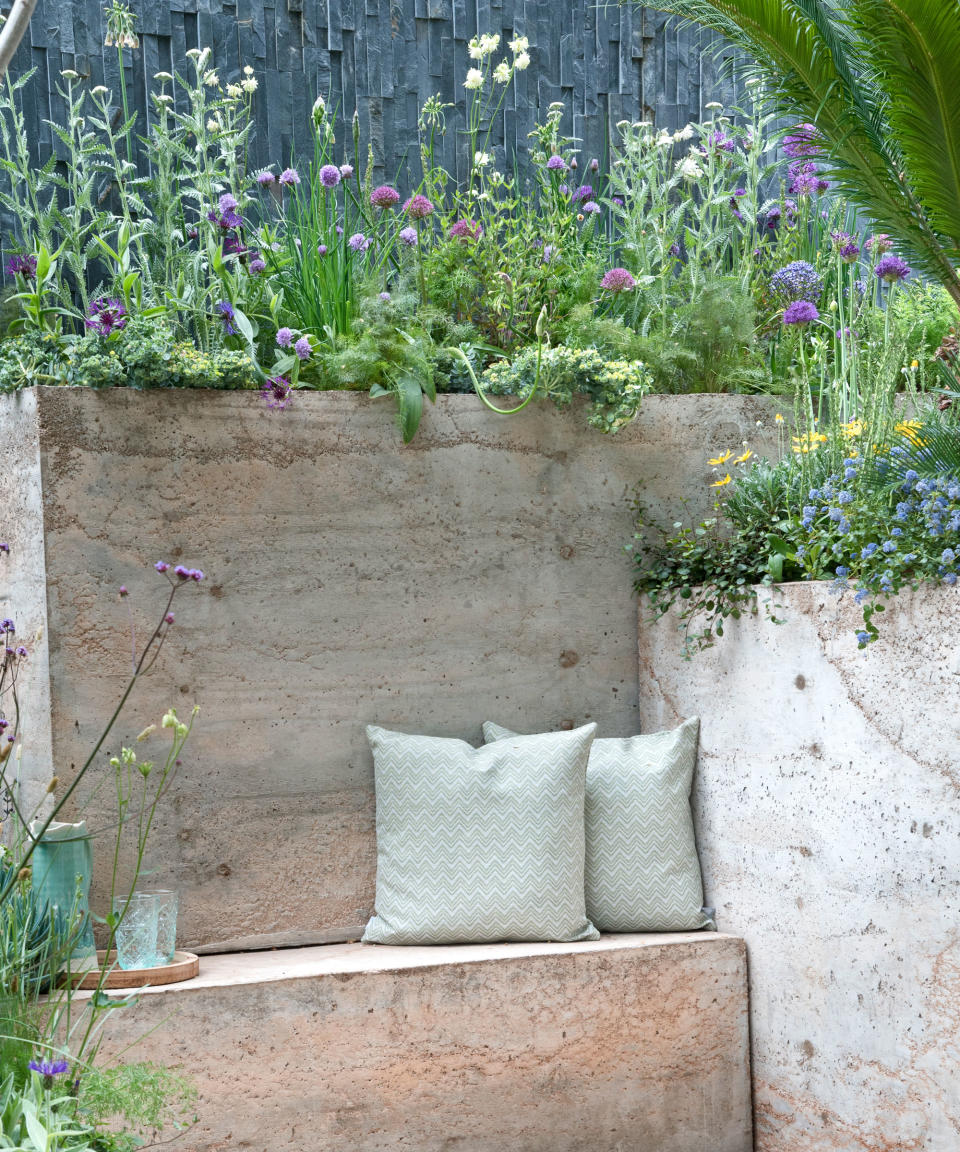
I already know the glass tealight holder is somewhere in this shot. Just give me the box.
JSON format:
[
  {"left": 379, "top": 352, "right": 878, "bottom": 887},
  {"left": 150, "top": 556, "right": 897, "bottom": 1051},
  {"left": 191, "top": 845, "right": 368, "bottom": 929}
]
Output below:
[
  {"left": 113, "top": 893, "right": 160, "bottom": 970},
  {"left": 149, "top": 889, "right": 179, "bottom": 965}
]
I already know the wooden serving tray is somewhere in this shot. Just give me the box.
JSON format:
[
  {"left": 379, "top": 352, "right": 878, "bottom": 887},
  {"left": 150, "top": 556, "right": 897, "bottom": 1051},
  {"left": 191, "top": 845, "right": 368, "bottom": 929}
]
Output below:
[{"left": 66, "top": 950, "right": 199, "bottom": 990}]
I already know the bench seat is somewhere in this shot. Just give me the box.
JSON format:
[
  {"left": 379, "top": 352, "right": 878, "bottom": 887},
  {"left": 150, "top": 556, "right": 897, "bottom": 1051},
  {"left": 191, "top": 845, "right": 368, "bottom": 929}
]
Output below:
[{"left": 91, "top": 932, "right": 752, "bottom": 1152}]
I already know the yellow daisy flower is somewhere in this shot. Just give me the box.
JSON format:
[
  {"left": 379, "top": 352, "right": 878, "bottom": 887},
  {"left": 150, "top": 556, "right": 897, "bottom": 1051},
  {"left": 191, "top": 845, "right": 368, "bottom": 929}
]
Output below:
[
  {"left": 708, "top": 449, "right": 734, "bottom": 466},
  {"left": 710, "top": 473, "right": 732, "bottom": 488},
  {"left": 734, "top": 450, "right": 753, "bottom": 465}
]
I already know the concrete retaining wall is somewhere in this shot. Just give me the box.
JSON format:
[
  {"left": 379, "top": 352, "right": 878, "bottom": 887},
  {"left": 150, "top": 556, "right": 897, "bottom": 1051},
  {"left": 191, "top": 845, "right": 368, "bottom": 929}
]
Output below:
[
  {"left": 639, "top": 583, "right": 960, "bottom": 1152},
  {"left": 1, "top": 387, "right": 777, "bottom": 950}
]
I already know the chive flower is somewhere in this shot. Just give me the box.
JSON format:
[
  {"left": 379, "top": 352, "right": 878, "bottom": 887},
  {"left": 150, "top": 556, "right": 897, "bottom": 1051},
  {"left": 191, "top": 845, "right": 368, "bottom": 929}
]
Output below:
[
  {"left": 600, "top": 267, "right": 636, "bottom": 293},
  {"left": 279, "top": 167, "right": 301, "bottom": 187},
  {"left": 403, "top": 194, "right": 434, "bottom": 220}
]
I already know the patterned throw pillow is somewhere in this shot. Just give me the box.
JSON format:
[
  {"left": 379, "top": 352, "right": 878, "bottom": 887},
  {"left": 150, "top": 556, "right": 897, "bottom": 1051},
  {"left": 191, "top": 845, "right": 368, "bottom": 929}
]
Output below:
[
  {"left": 483, "top": 717, "right": 711, "bottom": 933},
  {"left": 362, "top": 724, "right": 600, "bottom": 945}
]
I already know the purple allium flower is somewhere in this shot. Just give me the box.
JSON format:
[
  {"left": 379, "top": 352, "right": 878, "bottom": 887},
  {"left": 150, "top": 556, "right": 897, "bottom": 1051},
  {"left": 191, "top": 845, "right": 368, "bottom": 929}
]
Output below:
[
  {"left": 5, "top": 253, "right": 37, "bottom": 279},
  {"left": 164, "top": 612, "right": 175, "bottom": 624},
  {"left": 294, "top": 335, "right": 311, "bottom": 361},
  {"left": 29, "top": 1060, "right": 69, "bottom": 1078},
  {"left": 770, "top": 260, "right": 822, "bottom": 303},
  {"left": 589, "top": 157, "right": 599, "bottom": 173},
  {"left": 279, "top": 167, "right": 301, "bottom": 187},
  {"left": 783, "top": 300, "right": 819, "bottom": 326},
  {"left": 218, "top": 192, "right": 239, "bottom": 214},
  {"left": 788, "top": 160, "right": 823, "bottom": 197},
  {"left": 399, "top": 226, "right": 418, "bottom": 247},
  {"left": 542, "top": 244, "right": 556, "bottom": 264},
  {"left": 831, "top": 231, "right": 861, "bottom": 262},
  {"left": 335, "top": 225, "right": 344, "bottom": 236},
  {"left": 348, "top": 232, "right": 368, "bottom": 251},
  {"left": 339, "top": 164, "right": 354, "bottom": 179},
  {"left": 783, "top": 123, "right": 821, "bottom": 159},
  {"left": 403, "top": 194, "right": 434, "bottom": 220},
  {"left": 85, "top": 297, "right": 128, "bottom": 336},
  {"left": 866, "top": 233, "right": 892, "bottom": 255},
  {"left": 546, "top": 155, "right": 567, "bottom": 172},
  {"left": 261, "top": 375, "right": 293, "bottom": 411},
  {"left": 318, "top": 164, "right": 340, "bottom": 189},
  {"left": 449, "top": 218, "right": 483, "bottom": 241},
  {"left": 216, "top": 300, "right": 237, "bottom": 335},
  {"left": 874, "top": 254, "right": 911, "bottom": 283},
  {"left": 155, "top": 561, "right": 169, "bottom": 573},
  {"left": 574, "top": 184, "right": 593, "bottom": 202},
  {"left": 370, "top": 184, "right": 401, "bottom": 209},
  {"left": 276, "top": 327, "right": 294, "bottom": 348},
  {"left": 248, "top": 257, "right": 266, "bottom": 275},
  {"left": 255, "top": 170, "right": 276, "bottom": 187},
  {"left": 600, "top": 267, "right": 636, "bottom": 293}
]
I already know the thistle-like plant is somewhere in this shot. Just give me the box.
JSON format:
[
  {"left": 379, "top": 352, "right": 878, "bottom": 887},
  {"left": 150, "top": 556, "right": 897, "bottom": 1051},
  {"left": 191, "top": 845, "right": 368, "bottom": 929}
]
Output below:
[{"left": 630, "top": 0, "right": 960, "bottom": 311}]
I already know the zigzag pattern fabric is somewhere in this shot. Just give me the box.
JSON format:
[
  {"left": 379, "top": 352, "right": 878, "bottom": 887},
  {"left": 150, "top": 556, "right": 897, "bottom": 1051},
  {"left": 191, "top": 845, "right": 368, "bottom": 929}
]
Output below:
[
  {"left": 483, "top": 717, "right": 710, "bottom": 933},
  {"left": 362, "top": 724, "right": 600, "bottom": 946}
]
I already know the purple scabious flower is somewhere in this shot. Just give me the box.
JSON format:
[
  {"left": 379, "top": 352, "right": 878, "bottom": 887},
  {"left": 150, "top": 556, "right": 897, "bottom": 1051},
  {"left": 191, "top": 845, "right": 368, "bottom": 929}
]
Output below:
[
  {"left": 600, "top": 267, "right": 636, "bottom": 293},
  {"left": 262, "top": 375, "right": 293, "bottom": 411},
  {"left": 403, "top": 194, "right": 434, "bottom": 220},
  {"left": 399, "top": 226, "right": 418, "bottom": 247},
  {"left": 770, "top": 260, "right": 822, "bottom": 303},
  {"left": 783, "top": 123, "right": 821, "bottom": 159},
  {"left": 370, "top": 184, "right": 401, "bottom": 209},
  {"left": 449, "top": 218, "right": 483, "bottom": 242},
  {"left": 255, "top": 170, "right": 275, "bottom": 187},
  {"left": 248, "top": 257, "right": 266, "bottom": 275},
  {"left": 318, "top": 164, "right": 340, "bottom": 189},
  {"left": 874, "top": 254, "right": 911, "bottom": 283},
  {"left": 347, "top": 232, "right": 368, "bottom": 251},
  {"left": 5, "top": 253, "right": 37, "bottom": 279},
  {"left": 85, "top": 297, "right": 128, "bottom": 336},
  {"left": 339, "top": 164, "right": 354, "bottom": 179},
  {"left": 29, "top": 1060, "right": 69, "bottom": 1078},
  {"left": 573, "top": 184, "right": 593, "bottom": 202},
  {"left": 545, "top": 155, "right": 567, "bottom": 172},
  {"left": 783, "top": 300, "right": 820, "bottom": 326},
  {"left": 581, "top": 200, "right": 601, "bottom": 215},
  {"left": 218, "top": 192, "right": 239, "bottom": 214},
  {"left": 294, "top": 335, "right": 311, "bottom": 361},
  {"left": 276, "top": 327, "right": 294, "bottom": 348},
  {"left": 279, "top": 167, "right": 301, "bottom": 188},
  {"left": 216, "top": 300, "right": 237, "bottom": 335},
  {"left": 703, "top": 130, "right": 735, "bottom": 155}
]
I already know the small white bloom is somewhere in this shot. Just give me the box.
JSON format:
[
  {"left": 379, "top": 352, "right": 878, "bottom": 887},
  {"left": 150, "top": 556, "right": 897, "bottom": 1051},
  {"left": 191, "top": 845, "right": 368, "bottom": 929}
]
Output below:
[
  {"left": 186, "top": 48, "right": 203, "bottom": 60},
  {"left": 154, "top": 93, "right": 173, "bottom": 105},
  {"left": 154, "top": 71, "right": 173, "bottom": 82},
  {"left": 204, "top": 71, "right": 220, "bottom": 88},
  {"left": 468, "top": 36, "right": 484, "bottom": 60},
  {"left": 513, "top": 51, "right": 530, "bottom": 71},
  {"left": 242, "top": 77, "right": 258, "bottom": 93},
  {"left": 635, "top": 120, "right": 653, "bottom": 128},
  {"left": 705, "top": 101, "right": 723, "bottom": 110},
  {"left": 474, "top": 150, "right": 491, "bottom": 167},
  {"left": 243, "top": 64, "right": 254, "bottom": 76},
  {"left": 206, "top": 118, "right": 219, "bottom": 132},
  {"left": 313, "top": 94, "right": 325, "bottom": 115},
  {"left": 480, "top": 33, "right": 500, "bottom": 55},
  {"left": 493, "top": 61, "right": 511, "bottom": 84},
  {"left": 92, "top": 85, "right": 109, "bottom": 96},
  {"left": 227, "top": 82, "right": 243, "bottom": 98},
  {"left": 678, "top": 154, "right": 704, "bottom": 179},
  {"left": 60, "top": 69, "right": 80, "bottom": 81},
  {"left": 676, "top": 124, "right": 695, "bottom": 141},
  {"left": 464, "top": 68, "right": 484, "bottom": 90},
  {"left": 509, "top": 35, "right": 529, "bottom": 55}
]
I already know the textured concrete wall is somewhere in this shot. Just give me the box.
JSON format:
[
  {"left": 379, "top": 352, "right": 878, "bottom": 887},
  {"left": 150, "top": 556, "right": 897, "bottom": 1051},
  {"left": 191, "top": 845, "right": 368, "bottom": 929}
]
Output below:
[
  {"left": 93, "top": 933, "right": 753, "bottom": 1152},
  {"left": 5, "top": 388, "right": 776, "bottom": 949},
  {"left": 638, "top": 583, "right": 960, "bottom": 1152}
]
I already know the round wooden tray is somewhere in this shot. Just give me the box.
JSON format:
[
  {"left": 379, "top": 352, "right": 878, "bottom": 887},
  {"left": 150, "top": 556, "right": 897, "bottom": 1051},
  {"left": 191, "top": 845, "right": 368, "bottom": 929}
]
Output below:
[{"left": 66, "top": 950, "right": 199, "bottom": 990}]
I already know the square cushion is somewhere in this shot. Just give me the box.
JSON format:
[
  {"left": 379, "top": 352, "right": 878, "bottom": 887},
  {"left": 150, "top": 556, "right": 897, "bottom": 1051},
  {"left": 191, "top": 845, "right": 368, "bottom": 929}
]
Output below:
[
  {"left": 362, "top": 723, "right": 600, "bottom": 945},
  {"left": 483, "top": 717, "right": 710, "bottom": 933}
]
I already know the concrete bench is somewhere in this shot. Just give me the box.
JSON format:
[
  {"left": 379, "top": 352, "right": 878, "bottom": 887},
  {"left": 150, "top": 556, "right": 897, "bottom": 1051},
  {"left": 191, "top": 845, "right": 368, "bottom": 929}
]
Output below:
[{"left": 90, "top": 932, "right": 752, "bottom": 1152}]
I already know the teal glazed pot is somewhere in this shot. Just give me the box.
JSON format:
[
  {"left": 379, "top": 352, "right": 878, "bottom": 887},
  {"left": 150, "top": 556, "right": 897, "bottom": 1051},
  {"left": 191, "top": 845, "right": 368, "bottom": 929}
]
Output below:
[{"left": 29, "top": 820, "right": 97, "bottom": 959}]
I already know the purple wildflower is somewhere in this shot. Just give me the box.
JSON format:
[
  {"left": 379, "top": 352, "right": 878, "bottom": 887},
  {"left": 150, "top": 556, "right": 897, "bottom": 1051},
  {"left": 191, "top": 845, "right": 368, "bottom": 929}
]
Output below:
[
  {"left": 379, "top": 292, "right": 391, "bottom": 302},
  {"left": 581, "top": 200, "right": 601, "bottom": 215},
  {"left": 702, "top": 130, "right": 735, "bottom": 155},
  {"left": 589, "top": 158, "right": 599, "bottom": 173},
  {"left": 559, "top": 184, "right": 570, "bottom": 197},
  {"left": 403, "top": 194, "right": 434, "bottom": 220},
  {"left": 15, "top": 646, "right": 26, "bottom": 658},
  {"left": 248, "top": 257, "right": 267, "bottom": 275},
  {"left": 348, "top": 232, "right": 369, "bottom": 251},
  {"left": 294, "top": 335, "right": 311, "bottom": 361},
  {"left": 173, "top": 565, "right": 190, "bottom": 579},
  {"left": 279, "top": 167, "right": 301, "bottom": 188},
  {"left": 1, "top": 619, "right": 14, "bottom": 633},
  {"left": 874, "top": 254, "right": 911, "bottom": 283},
  {"left": 276, "top": 327, "right": 294, "bottom": 348},
  {"left": 317, "top": 244, "right": 328, "bottom": 257},
  {"left": 223, "top": 236, "right": 247, "bottom": 258},
  {"left": 5, "top": 253, "right": 37, "bottom": 279},
  {"left": 449, "top": 218, "right": 482, "bottom": 242},
  {"left": 164, "top": 612, "right": 175, "bottom": 625},
  {"left": 546, "top": 155, "right": 567, "bottom": 172},
  {"left": 612, "top": 196, "right": 624, "bottom": 207},
  {"left": 669, "top": 242, "right": 681, "bottom": 258},
  {"left": 831, "top": 231, "right": 861, "bottom": 263},
  {"left": 399, "top": 226, "right": 418, "bottom": 247},
  {"left": 866, "top": 233, "right": 892, "bottom": 255},
  {"left": 318, "top": 164, "right": 340, "bottom": 189},
  {"left": 770, "top": 260, "right": 822, "bottom": 303},
  {"left": 783, "top": 123, "right": 821, "bottom": 159},
  {"left": 218, "top": 192, "right": 239, "bottom": 214},
  {"left": 765, "top": 206, "right": 782, "bottom": 229},
  {"left": 0, "top": 543, "right": 9, "bottom": 553},
  {"left": 574, "top": 184, "right": 593, "bottom": 202},
  {"left": 261, "top": 375, "right": 293, "bottom": 411},
  {"left": 370, "top": 185, "right": 401, "bottom": 209},
  {"left": 600, "top": 267, "right": 636, "bottom": 293},
  {"left": 542, "top": 245, "right": 556, "bottom": 264},
  {"left": 155, "top": 561, "right": 170, "bottom": 573},
  {"left": 339, "top": 164, "right": 354, "bottom": 179},
  {"left": 255, "top": 170, "right": 275, "bottom": 187},
  {"left": 85, "top": 297, "right": 128, "bottom": 336},
  {"left": 216, "top": 300, "right": 237, "bottom": 335},
  {"left": 788, "top": 160, "right": 823, "bottom": 197},
  {"left": 783, "top": 300, "right": 819, "bottom": 326},
  {"left": 29, "top": 1060, "right": 69, "bottom": 1078},
  {"left": 189, "top": 568, "right": 204, "bottom": 582}
]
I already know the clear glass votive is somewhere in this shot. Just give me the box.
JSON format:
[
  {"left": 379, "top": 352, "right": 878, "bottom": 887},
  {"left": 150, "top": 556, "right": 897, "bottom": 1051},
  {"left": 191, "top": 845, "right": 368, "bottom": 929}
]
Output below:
[
  {"left": 114, "top": 893, "right": 160, "bottom": 970},
  {"left": 149, "top": 889, "right": 179, "bottom": 965}
]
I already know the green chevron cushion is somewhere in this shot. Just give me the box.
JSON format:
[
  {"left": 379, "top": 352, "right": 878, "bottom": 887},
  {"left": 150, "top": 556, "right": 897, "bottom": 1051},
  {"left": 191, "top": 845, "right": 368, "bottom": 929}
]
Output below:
[
  {"left": 483, "top": 717, "right": 710, "bottom": 933},
  {"left": 362, "top": 723, "right": 600, "bottom": 945}
]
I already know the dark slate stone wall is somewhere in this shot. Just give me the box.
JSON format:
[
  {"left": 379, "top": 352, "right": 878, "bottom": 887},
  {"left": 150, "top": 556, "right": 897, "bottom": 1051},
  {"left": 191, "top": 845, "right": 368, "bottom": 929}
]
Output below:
[{"left": 12, "top": 1, "right": 745, "bottom": 187}]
